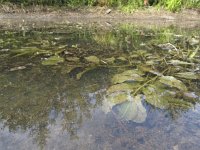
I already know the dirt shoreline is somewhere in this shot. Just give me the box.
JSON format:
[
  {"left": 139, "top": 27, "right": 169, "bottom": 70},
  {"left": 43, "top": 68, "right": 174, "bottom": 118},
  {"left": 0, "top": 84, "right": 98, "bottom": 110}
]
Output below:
[{"left": 0, "top": 6, "right": 200, "bottom": 29}]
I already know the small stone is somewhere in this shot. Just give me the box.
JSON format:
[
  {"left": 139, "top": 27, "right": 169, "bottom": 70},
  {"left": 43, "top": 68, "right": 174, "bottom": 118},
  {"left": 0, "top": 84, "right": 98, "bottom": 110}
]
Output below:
[{"left": 105, "top": 9, "right": 112, "bottom": 14}]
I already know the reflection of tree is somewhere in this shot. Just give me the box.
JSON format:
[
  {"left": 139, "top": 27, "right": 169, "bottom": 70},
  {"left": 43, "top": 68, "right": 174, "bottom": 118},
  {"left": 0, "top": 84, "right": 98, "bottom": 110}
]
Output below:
[{"left": 0, "top": 66, "right": 105, "bottom": 149}]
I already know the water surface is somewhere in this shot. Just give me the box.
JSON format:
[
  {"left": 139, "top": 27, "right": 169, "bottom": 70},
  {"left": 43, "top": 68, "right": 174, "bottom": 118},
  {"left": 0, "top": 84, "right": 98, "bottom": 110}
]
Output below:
[{"left": 0, "top": 23, "right": 200, "bottom": 150}]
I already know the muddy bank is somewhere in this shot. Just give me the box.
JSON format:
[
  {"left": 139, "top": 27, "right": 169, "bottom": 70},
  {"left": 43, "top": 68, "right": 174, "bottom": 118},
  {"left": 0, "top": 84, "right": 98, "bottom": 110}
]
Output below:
[{"left": 0, "top": 6, "right": 200, "bottom": 29}]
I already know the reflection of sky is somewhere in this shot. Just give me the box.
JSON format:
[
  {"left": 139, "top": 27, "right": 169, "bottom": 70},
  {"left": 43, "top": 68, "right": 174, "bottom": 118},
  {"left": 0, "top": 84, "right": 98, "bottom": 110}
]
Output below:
[
  {"left": 0, "top": 123, "right": 38, "bottom": 150},
  {"left": 1, "top": 104, "right": 200, "bottom": 150},
  {"left": 0, "top": 108, "right": 106, "bottom": 150}
]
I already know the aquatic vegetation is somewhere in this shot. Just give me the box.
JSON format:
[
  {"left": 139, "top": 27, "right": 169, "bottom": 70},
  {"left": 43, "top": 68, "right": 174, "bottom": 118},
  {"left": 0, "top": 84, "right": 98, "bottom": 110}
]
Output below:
[
  {"left": 111, "top": 69, "right": 144, "bottom": 84},
  {"left": 159, "top": 76, "right": 187, "bottom": 91},
  {"left": 84, "top": 55, "right": 100, "bottom": 64},
  {"left": 11, "top": 47, "right": 53, "bottom": 57},
  {"left": 41, "top": 55, "right": 64, "bottom": 65},
  {"left": 102, "top": 86, "right": 147, "bottom": 123},
  {"left": 175, "top": 72, "right": 200, "bottom": 80}
]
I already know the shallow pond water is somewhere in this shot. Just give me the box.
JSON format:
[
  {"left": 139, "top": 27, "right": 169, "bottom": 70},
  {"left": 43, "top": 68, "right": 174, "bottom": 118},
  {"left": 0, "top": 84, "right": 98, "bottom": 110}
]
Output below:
[{"left": 0, "top": 23, "right": 200, "bottom": 150}]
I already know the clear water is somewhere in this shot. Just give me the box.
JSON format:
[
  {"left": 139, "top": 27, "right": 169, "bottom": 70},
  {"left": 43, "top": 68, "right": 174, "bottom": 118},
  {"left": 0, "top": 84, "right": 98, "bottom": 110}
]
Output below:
[{"left": 0, "top": 23, "right": 200, "bottom": 150}]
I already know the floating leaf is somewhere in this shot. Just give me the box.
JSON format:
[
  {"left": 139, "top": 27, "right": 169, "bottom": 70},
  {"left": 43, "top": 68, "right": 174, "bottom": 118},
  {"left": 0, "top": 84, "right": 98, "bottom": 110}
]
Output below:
[
  {"left": 42, "top": 56, "right": 64, "bottom": 66},
  {"left": 168, "top": 60, "right": 194, "bottom": 65},
  {"left": 116, "top": 57, "right": 128, "bottom": 63},
  {"left": 112, "top": 70, "right": 144, "bottom": 84},
  {"left": 159, "top": 76, "right": 187, "bottom": 91},
  {"left": 138, "top": 65, "right": 162, "bottom": 76},
  {"left": 84, "top": 56, "right": 100, "bottom": 64},
  {"left": 106, "top": 92, "right": 129, "bottom": 105},
  {"left": 143, "top": 84, "right": 192, "bottom": 109},
  {"left": 107, "top": 83, "right": 140, "bottom": 94},
  {"left": 175, "top": 72, "right": 200, "bottom": 80},
  {"left": 103, "top": 57, "right": 115, "bottom": 64},
  {"left": 113, "top": 94, "right": 147, "bottom": 123},
  {"left": 143, "top": 84, "right": 170, "bottom": 109}
]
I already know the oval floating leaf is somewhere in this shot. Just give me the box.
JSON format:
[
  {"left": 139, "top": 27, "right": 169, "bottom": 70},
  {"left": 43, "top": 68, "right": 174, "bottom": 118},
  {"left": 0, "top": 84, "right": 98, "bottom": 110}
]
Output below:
[
  {"left": 143, "top": 84, "right": 169, "bottom": 109},
  {"left": 84, "top": 56, "right": 100, "bottom": 64},
  {"left": 159, "top": 76, "right": 187, "bottom": 91},
  {"left": 103, "top": 57, "right": 115, "bottom": 64},
  {"left": 42, "top": 56, "right": 64, "bottom": 66},
  {"left": 116, "top": 57, "right": 128, "bottom": 64},
  {"left": 106, "top": 92, "right": 129, "bottom": 105},
  {"left": 112, "top": 70, "right": 144, "bottom": 84},
  {"left": 143, "top": 83, "right": 192, "bottom": 109},
  {"left": 107, "top": 83, "right": 140, "bottom": 94},
  {"left": 138, "top": 65, "right": 162, "bottom": 76}
]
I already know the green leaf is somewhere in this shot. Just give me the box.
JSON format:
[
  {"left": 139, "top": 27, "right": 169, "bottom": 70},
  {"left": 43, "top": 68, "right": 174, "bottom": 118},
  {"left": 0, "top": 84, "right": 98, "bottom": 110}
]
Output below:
[
  {"left": 159, "top": 76, "right": 187, "bottom": 91},
  {"left": 175, "top": 72, "right": 200, "bottom": 80},
  {"left": 116, "top": 57, "right": 128, "bottom": 64},
  {"left": 112, "top": 70, "right": 144, "bottom": 84},
  {"left": 42, "top": 56, "right": 64, "bottom": 66},
  {"left": 106, "top": 92, "right": 129, "bottom": 105},
  {"left": 103, "top": 57, "right": 115, "bottom": 64},
  {"left": 143, "top": 84, "right": 170, "bottom": 109},
  {"left": 168, "top": 60, "right": 194, "bottom": 65},
  {"left": 143, "top": 84, "right": 192, "bottom": 109},
  {"left": 107, "top": 83, "right": 140, "bottom": 94},
  {"left": 84, "top": 56, "right": 100, "bottom": 64},
  {"left": 138, "top": 65, "right": 162, "bottom": 76}
]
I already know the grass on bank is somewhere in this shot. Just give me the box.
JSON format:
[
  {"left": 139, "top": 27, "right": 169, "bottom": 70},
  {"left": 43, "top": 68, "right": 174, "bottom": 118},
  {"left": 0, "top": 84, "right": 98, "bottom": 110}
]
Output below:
[{"left": 0, "top": 0, "right": 200, "bottom": 12}]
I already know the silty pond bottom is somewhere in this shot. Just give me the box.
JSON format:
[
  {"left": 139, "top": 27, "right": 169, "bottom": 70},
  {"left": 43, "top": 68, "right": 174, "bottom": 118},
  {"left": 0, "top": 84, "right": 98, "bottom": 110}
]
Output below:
[{"left": 0, "top": 22, "right": 200, "bottom": 150}]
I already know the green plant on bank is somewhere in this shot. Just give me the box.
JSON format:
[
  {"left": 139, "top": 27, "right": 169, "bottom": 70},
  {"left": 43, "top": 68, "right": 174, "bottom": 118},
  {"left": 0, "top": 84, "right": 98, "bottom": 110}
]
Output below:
[
  {"left": 157, "top": 0, "right": 200, "bottom": 11},
  {"left": 0, "top": 0, "right": 200, "bottom": 11}
]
